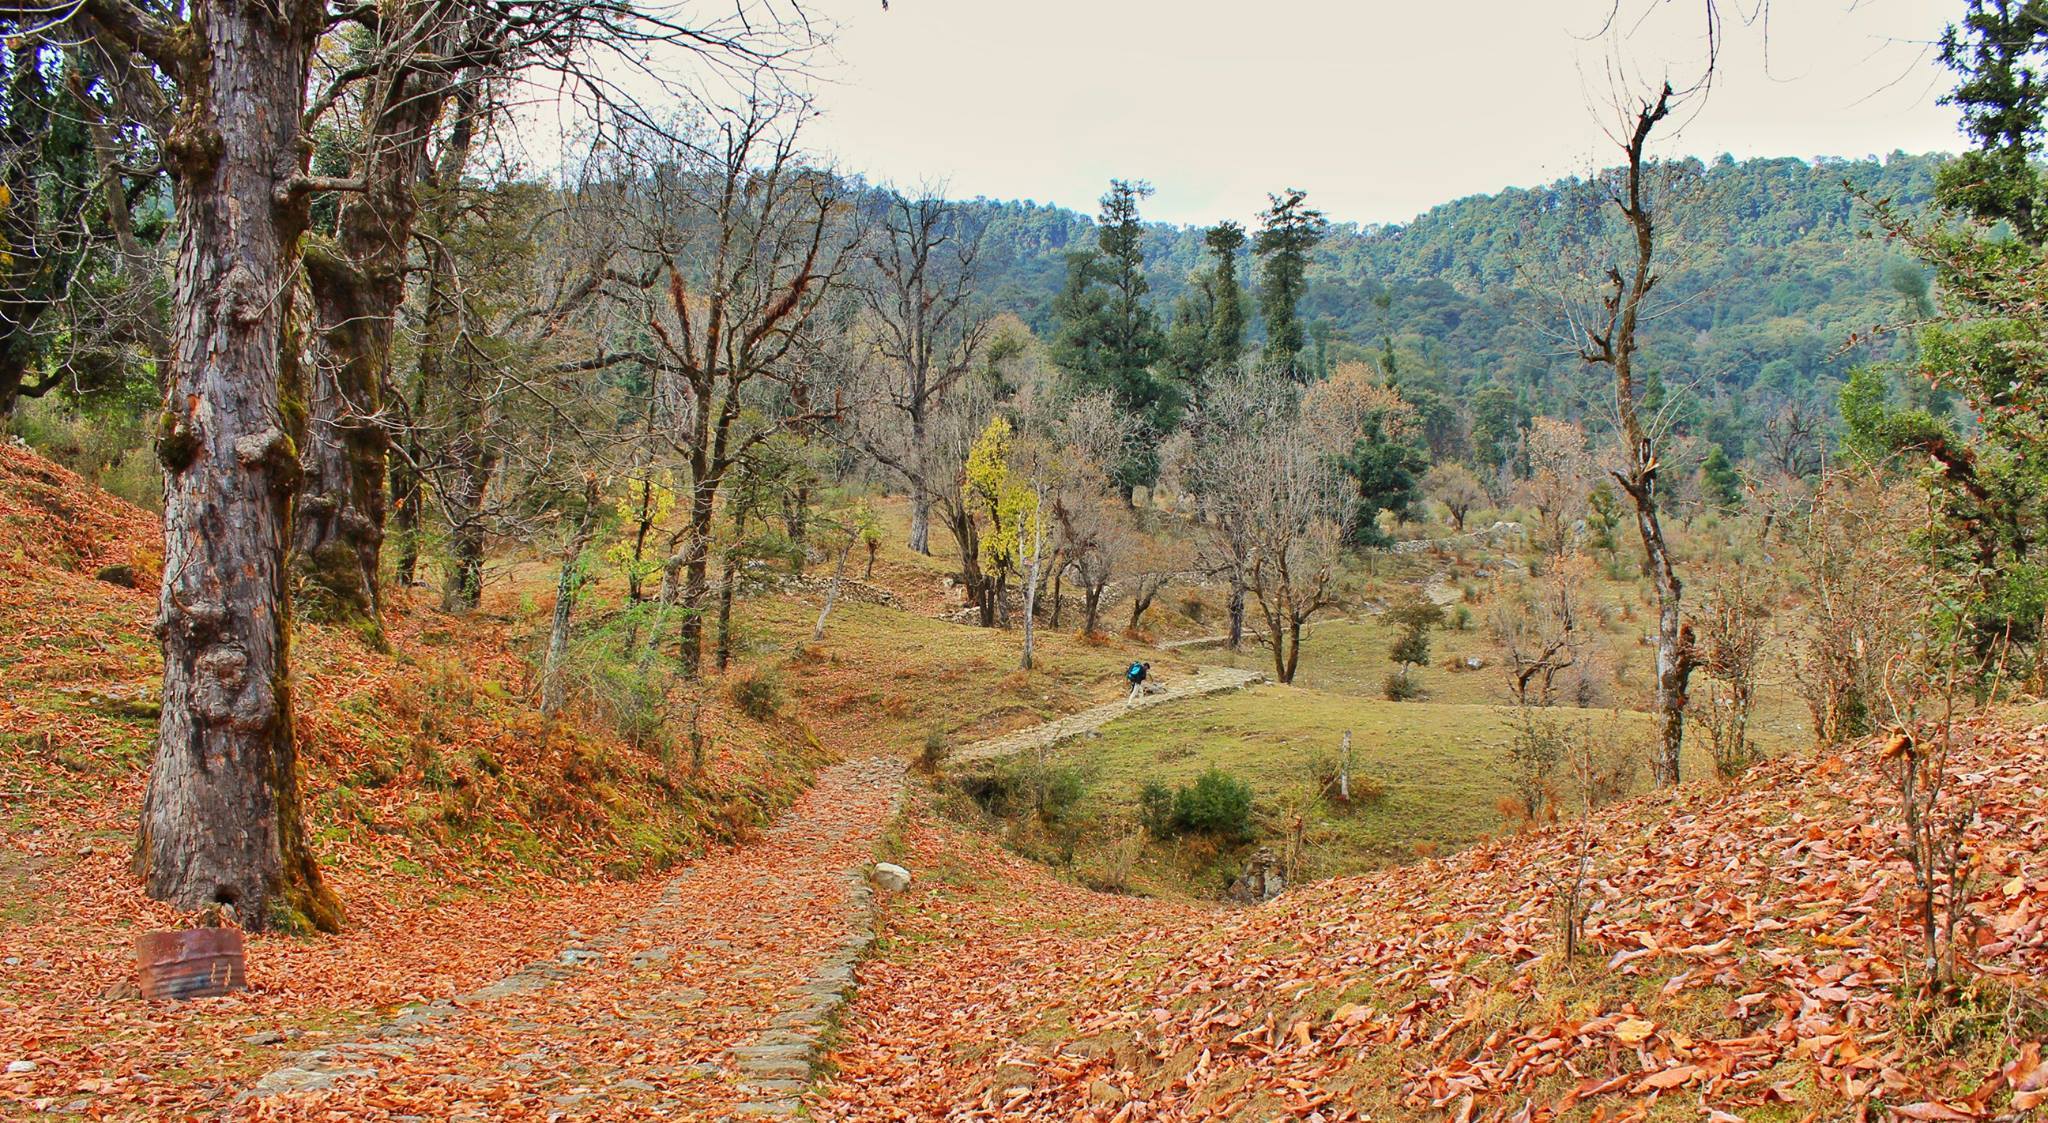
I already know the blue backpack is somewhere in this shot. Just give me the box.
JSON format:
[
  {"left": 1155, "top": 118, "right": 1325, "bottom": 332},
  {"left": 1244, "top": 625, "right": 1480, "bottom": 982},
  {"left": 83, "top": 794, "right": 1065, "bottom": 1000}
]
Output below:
[{"left": 1128, "top": 662, "right": 1145, "bottom": 682}]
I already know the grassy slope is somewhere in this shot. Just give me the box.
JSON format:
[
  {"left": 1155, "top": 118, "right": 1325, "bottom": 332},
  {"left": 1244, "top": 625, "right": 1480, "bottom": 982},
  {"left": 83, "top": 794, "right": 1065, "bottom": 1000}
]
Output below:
[{"left": 1065, "top": 688, "right": 1664, "bottom": 880}]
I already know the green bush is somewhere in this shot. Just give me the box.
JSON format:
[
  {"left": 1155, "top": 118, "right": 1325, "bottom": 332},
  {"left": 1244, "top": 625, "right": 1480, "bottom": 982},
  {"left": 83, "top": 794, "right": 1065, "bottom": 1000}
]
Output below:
[
  {"left": 1172, "top": 768, "right": 1254, "bottom": 840},
  {"left": 966, "top": 756, "right": 1091, "bottom": 826},
  {"left": 1137, "top": 781, "right": 1176, "bottom": 837},
  {"left": 1382, "top": 671, "right": 1423, "bottom": 701},
  {"left": 1035, "top": 763, "right": 1089, "bottom": 825},
  {"left": 729, "top": 670, "right": 782, "bottom": 720}
]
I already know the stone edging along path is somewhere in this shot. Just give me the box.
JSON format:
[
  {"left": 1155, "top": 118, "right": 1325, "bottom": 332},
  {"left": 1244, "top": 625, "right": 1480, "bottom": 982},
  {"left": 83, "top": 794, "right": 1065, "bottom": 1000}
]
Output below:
[
  {"left": 235, "top": 670, "right": 1251, "bottom": 1117},
  {"left": 947, "top": 665, "right": 1266, "bottom": 766},
  {"left": 725, "top": 765, "right": 906, "bottom": 1120},
  {"left": 237, "top": 756, "right": 906, "bottom": 1121}
]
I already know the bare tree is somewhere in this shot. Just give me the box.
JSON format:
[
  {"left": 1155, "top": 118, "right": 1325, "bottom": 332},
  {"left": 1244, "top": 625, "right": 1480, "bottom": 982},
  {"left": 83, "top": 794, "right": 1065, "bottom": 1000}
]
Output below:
[
  {"left": 1573, "top": 82, "right": 1695, "bottom": 787},
  {"left": 1423, "top": 462, "right": 1485, "bottom": 532},
  {"left": 1521, "top": 416, "right": 1594, "bottom": 558},
  {"left": 629, "top": 95, "right": 854, "bottom": 674},
  {"left": 850, "top": 190, "right": 991, "bottom": 554},
  {"left": 1172, "top": 365, "right": 1288, "bottom": 651},
  {"left": 1690, "top": 564, "right": 1770, "bottom": 779},
  {"left": 1493, "top": 559, "right": 1589, "bottom": 707},
  {"left": 292, "top": 2, "right": 827, "bottom": 630},
  {"left": 1245, "top": 402, "right": 1357, "bottom": 684}
]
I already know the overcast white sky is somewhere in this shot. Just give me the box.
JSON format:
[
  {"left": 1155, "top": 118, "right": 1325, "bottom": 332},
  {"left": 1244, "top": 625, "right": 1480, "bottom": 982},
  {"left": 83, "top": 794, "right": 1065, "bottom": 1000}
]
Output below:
[{"left": 797, "top": 0, "right": 1964, "bottom": 227}]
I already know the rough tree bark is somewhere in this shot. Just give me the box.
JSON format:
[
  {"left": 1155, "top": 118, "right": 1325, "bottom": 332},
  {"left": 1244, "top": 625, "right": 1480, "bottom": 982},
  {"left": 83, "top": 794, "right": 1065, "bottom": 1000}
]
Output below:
[
  {"left": 136, "top": 0, "right": 343, "bottom": 933},
  {"left": 294, "top": 6, "right": 469, "bottom": 636}
]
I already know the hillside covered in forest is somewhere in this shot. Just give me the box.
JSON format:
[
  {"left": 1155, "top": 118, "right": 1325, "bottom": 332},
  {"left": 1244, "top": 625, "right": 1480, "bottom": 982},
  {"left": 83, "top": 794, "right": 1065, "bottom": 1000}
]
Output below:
[{"left": 967, "top": 151, "right": 1943, "bottom": 449}]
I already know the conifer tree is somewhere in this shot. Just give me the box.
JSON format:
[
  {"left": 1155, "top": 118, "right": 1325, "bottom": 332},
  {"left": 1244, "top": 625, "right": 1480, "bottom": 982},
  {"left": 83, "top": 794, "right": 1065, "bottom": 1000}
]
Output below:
[
  {"left": 1254, "top": 188, "right": 1327, "bottom": 379},
  {"left": 1051, "top": 179, "right": 1171, "bottom": 495},
  {"left": 1205, "top": 221, "right": 1248, "bottom": 363}
]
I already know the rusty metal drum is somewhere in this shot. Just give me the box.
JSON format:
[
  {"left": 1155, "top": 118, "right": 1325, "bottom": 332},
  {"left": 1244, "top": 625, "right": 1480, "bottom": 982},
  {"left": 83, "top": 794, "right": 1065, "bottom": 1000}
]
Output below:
[{"left": 136, "top": 928, "right": 246, "bottom": 1000}]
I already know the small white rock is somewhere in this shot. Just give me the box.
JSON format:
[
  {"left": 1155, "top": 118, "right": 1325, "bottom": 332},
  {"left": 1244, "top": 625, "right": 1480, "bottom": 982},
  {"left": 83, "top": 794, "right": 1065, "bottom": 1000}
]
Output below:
[
  {"left": 7, "top": 1060, "right": 35, "bottom": 1074},
  {"left": 870, "top": 862, "right": 911, "bottom": 893}
]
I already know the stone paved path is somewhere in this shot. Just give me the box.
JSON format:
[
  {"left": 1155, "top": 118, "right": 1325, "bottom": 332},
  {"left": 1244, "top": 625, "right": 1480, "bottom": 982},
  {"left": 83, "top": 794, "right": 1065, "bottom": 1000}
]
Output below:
[
  {"left": 948, "top": 666, "right": 1264, "bottom": 765},
  {"left": 233, "top": 671, "right": 1254, "bottom": 1120},
  {"left": 236, "top": 756, "right": 904, "bottom": 1122},
  {"left": 1157, "top": 616, "right": 1347, "bottom": 652}
]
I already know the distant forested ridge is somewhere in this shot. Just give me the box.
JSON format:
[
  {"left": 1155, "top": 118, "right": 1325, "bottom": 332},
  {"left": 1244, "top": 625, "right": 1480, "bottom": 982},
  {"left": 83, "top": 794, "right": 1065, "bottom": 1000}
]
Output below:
[{"left": 960, "top": 151, "right": 1944, "bottom": 458}]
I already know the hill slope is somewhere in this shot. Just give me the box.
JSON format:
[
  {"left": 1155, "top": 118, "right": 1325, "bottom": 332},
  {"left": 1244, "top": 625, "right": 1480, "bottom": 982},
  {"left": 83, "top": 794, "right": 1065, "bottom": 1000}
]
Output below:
[
  {"left": 820, "top": 716, "right": 2048, "bottom": 1121},
  {"left": 964, "top": 151, "right": 1942, "bottom": 447},
  {"left": 0, "top": 442, "right": 829, "bottom": 1116}
]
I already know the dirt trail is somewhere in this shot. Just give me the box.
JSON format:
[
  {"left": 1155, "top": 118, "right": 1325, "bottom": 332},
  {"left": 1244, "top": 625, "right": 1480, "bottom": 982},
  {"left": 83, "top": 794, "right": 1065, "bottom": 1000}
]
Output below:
[
  {"left": 947, "top": 665, "right": 1265, "bottom": 764},
  {"left": 236, "top": 756, "right": 902, "bottom": 1122},
  {"left": 231, "top": 666, "right": 1255, "bottom": 1120}
]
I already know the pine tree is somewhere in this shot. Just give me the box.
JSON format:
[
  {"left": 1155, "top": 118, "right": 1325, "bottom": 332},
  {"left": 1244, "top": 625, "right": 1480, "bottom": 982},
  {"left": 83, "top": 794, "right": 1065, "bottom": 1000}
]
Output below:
[
  {"left": 1051, "top": 180, "right": 1171, "bottom": 495},
  {"left": 1254, "top": 188, "right": 1327, "bottom": 379},
  {"left": 1205, "top": 221, "right": 1248, "bottom": 363},
  {"left": 1937, "top": 0, "right": 2048, "bottom": 245},
  {"left": 1701, "top": 445, "right": 1743, "bottom": 511}
]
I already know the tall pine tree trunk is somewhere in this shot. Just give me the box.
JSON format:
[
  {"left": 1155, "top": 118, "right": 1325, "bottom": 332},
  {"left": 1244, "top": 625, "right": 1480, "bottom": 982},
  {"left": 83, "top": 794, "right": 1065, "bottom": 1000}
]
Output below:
[
  {"left": 139, "top": 0, "right": 342, "bottom": 933},
  {"left": 294, "top": 19, "right": 465, "bottom": 636}
]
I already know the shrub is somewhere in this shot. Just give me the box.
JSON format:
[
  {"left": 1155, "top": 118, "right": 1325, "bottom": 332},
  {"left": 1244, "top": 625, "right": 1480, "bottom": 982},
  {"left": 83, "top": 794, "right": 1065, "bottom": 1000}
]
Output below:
[
  {"left": 917, "top": 728, "right": 950, "bottom": 775},
  {"left": 729, "top": 670, "right": 781, "bottom": 720},
  {"left": 1311, "top": 754, "right": 1386, "bottom": 806},
  {"left": 1034, "top": 763, "right": 1089, "bottom": 825},
  {"left": 969, "top": 755, "right": 1091, "bottom": 826},
  {"left": 1382, "top": 671, "right": 1422, "bottom": 701},
  {"left": 1503, "top": 708, "right": 1567, "bottom": 823},
  {"left": 1172, "top": 768, "right": 1254, "bottom": 840},
  {"left": 1450, "top": 604, "right": 1472, "bottom": 631},
  {"left": 1138, "top": 781, "right": 1176, "bottom": 837}
]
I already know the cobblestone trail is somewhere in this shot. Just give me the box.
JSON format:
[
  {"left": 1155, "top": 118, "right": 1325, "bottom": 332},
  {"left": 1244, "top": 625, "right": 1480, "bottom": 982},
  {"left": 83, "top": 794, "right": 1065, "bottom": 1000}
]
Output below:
[
  {"left": 237, "top": 756, "right": 904, "bottom": 1122},
  {"left": 948, "top": 666, "right": 1265, "bottom": 765},
  {"left": 235, "top": 669, "right": 1252, "bottom": 1120}
]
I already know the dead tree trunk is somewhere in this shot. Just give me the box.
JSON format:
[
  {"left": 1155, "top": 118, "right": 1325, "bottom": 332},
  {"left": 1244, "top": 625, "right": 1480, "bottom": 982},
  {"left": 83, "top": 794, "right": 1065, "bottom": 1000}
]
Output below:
[
  {"left": 1581, "top": 83, "right": 1693, "bottom": 788},
  {"left": 138, "top": 0, "right": 343, "bottom": 933},
  {"left": 812, "top": 538, "right": 853, "bottom": 643}
]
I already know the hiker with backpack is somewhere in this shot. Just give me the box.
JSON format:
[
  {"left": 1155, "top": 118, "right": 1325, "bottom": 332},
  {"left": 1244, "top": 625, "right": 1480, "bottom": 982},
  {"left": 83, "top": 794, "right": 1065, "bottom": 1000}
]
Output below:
[{"left": 1126, "top": 660, "right": 1151, "bottom": 703}]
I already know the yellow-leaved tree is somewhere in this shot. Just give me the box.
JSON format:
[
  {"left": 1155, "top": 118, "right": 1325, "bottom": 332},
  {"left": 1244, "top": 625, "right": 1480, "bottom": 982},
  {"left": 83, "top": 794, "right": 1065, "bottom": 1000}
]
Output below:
[{"left": 964, "top": 416, "right": 1043, "bottom": 632}]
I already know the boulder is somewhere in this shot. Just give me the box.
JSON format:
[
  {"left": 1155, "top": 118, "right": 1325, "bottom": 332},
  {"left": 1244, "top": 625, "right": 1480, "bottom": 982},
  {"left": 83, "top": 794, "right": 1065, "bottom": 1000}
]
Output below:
[
  {"left": 870, "top": 862, "right": 911, "bottom": 892},
  {"left": 1227, "top": 847, "right": 1286, "bottom": 904}
]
